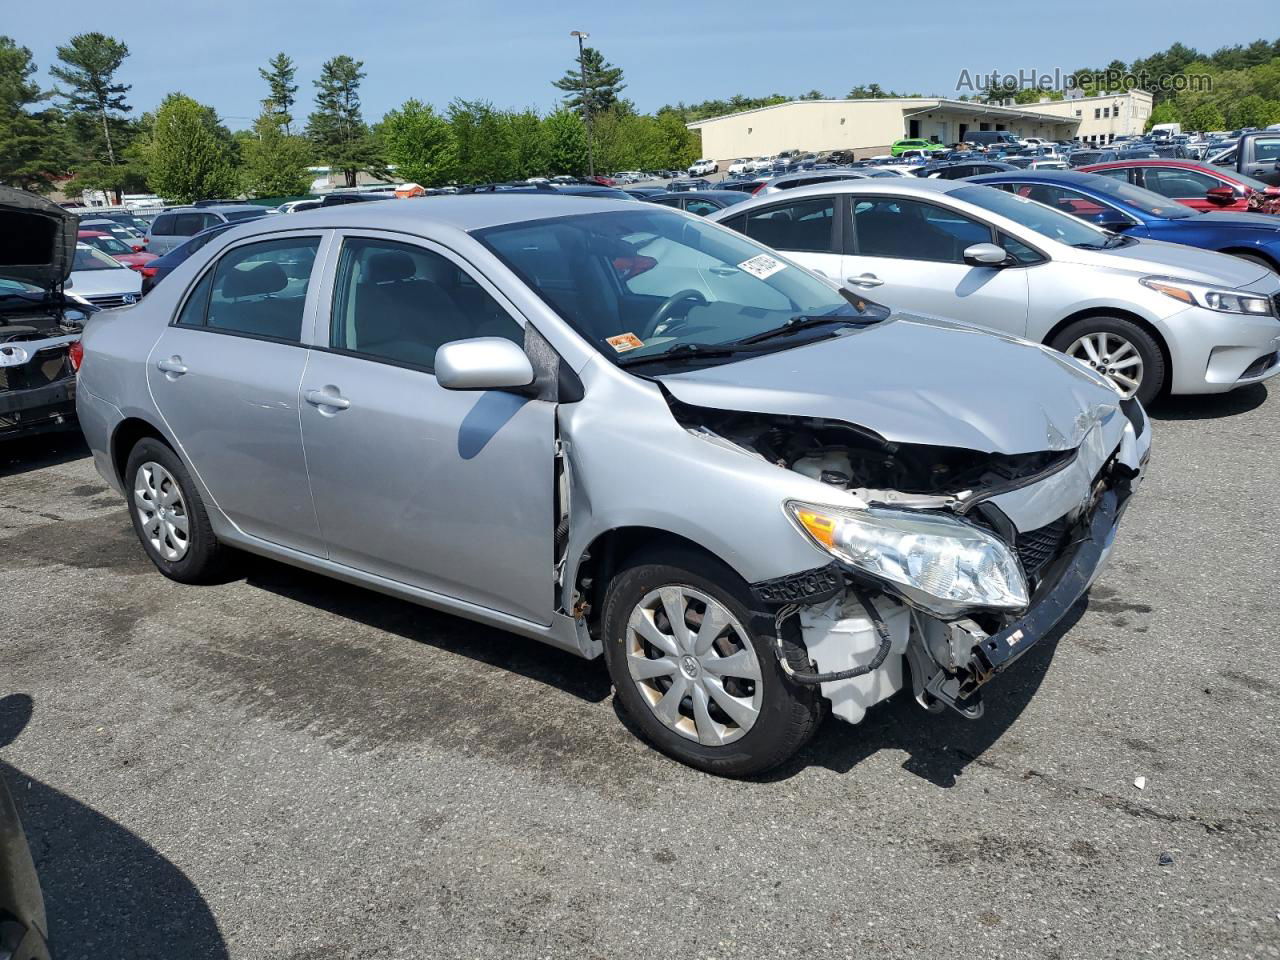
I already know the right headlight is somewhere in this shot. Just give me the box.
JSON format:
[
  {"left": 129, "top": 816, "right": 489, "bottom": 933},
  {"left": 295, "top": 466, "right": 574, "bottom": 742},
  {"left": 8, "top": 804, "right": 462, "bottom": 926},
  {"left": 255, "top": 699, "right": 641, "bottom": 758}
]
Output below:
[
  {"left": 1140, "top": 276, "right": 1275, "bottom": 316},
  {"left": 787, "top": 501, "right": 1029, "bottom": 615}
]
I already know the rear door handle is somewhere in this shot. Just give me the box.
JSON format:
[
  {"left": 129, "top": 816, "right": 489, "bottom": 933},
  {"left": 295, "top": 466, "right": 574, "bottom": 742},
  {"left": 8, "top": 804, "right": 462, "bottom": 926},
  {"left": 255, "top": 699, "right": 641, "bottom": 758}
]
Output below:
[
  {"left": 847, "top": 273, "right": 883, "bottom": 288},
  {"left": 305, "top": 387, "right": 351, "bottom": 411},
  {"left": 157, "top": 356, "right": 187, "bottom": 376}
]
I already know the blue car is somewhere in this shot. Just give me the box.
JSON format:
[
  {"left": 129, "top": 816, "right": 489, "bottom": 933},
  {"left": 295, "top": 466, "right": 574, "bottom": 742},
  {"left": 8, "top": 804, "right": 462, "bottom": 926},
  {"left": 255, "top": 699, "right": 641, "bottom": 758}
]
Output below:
[
  {"left": 140, "top": 218, "right": 263, "bottom": 294},
  {"left": 967, "top": 170, "right": 1280, "bottom": 272}
]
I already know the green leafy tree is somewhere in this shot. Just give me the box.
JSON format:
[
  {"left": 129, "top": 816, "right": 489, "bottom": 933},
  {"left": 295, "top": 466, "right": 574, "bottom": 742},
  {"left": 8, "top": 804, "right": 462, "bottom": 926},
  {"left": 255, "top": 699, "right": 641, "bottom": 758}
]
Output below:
[
  {"left": 146, "top": 93, "right": 238, "bottom": 203},
  {"left": 50, "top": 32, "right": 130, "bottom": 167},
  {"left": 242, "top": 108, "right": 312, "bottom": 197},
  {"left": 378, "top": 99, "right": 457, "bottom": 186},
  {"left": 1183, "top": 102, "right": 1225, "bottom": 132},
  {"left": 553, "top": 45, "right": 626, "bottom": 117},
  {"left": 0, "top": 36, "right": 69, "bottom": 192},
  {"left": 1145, "top": 100, "right": 1182, "bottom": 131},
  {"left": 539, "top": 106, "right": 587, "bottom": 176},
  {"left": 307, "top": 55, "right": 384, "bottom": 187},
  {"left": 447, "top": 98, "right": 513, "bottom": 182},
  {"left": 1227, "top": 94, "right": 1279, "bottom": 129},
  {"left": 259, "top": 52, "right": 298, "bottom": 133}
]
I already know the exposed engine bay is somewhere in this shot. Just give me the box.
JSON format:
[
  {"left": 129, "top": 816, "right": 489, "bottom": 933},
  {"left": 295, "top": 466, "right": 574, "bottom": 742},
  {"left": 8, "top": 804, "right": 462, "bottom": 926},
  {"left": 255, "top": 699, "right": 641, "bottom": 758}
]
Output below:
[{"left": 669, "top": 397, "right": 1074, "bottom": 506}]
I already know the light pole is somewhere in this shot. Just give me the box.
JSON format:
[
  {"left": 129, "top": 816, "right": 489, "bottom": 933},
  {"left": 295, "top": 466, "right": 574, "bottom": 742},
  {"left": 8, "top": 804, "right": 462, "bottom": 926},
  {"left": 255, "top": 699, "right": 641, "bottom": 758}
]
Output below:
[{"left": 570, "top": 30, "right": 595, "bottom": 177}]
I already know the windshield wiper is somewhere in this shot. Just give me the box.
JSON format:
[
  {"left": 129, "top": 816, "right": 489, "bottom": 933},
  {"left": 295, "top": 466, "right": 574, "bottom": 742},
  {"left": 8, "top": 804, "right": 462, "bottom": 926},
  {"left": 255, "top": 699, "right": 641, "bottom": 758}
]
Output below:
[
  {"left": 734, "top": 314, "right": 866, "bottom": 346},
  {"left": 617, "top": 342, "right": 756, "bottom": 368}
]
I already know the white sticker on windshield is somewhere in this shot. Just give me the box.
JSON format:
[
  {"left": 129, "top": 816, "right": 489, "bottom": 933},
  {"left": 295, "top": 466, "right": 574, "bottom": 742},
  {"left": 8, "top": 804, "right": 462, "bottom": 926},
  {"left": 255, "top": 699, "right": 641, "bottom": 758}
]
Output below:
[{"left": 737, "top": 254, "right": 786, "bottom": 279}]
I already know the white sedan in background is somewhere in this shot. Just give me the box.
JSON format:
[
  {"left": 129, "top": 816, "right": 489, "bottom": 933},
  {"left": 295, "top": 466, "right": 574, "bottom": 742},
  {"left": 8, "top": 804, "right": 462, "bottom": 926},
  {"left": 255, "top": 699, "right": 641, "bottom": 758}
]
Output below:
[{"left": 68, "top": 243, "right": 143, "bottom": 308}]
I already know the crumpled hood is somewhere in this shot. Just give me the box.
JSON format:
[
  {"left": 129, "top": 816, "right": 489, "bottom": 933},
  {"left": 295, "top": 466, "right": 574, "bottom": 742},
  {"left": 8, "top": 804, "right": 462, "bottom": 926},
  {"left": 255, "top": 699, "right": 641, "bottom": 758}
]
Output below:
[
  {"left": 0, "top": 186, "right": 78, "bottom": 290},
  {"left": 658, "top": 315, "right": 1123, "bottom": 455}
]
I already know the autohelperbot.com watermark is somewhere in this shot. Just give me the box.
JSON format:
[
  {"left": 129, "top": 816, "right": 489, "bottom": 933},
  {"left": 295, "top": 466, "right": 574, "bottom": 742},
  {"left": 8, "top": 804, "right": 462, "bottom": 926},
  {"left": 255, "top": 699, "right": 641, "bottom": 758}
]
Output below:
[{"left": 955, "top": 67, "right": 1212, "bottom": 96}]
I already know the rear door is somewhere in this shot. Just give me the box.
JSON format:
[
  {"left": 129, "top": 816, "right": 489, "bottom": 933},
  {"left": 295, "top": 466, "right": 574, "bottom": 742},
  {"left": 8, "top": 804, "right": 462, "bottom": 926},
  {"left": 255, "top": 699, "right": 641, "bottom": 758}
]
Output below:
[
  {"left": 299, "top": 231, "right": 557, "bottom": 623},
  {"left": 840, "top": 193, "right": 1031, "bottom": 335},
  {"left": 146, "top": 231, "right": 327, "bottom": 554},
  {"left": 723, "top": 194, "right": 842, "bottom": 280}
]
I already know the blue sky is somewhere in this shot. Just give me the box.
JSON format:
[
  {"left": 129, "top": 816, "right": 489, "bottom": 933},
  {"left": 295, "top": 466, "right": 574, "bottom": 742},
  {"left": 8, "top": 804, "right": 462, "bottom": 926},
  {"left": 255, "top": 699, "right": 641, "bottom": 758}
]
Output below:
[{"left": 8, "top": 1, "right": 1276, "bottom": 128}]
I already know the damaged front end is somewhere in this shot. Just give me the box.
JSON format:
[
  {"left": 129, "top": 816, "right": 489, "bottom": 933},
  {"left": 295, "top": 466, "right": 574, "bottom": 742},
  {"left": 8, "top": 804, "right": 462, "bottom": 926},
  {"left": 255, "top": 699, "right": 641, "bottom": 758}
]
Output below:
[{"left": 672, "top": 395, "right": 1151, "bottom": 726}]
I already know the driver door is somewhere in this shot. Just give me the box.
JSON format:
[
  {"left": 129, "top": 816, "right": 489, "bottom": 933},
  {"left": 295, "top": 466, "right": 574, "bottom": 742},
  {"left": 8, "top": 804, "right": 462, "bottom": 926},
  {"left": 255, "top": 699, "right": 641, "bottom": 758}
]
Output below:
[
  {"left": 840, "top": 195, "right": 1030, "bottom": 335},
  {"left": 298, "top": 232, "right": 558, "bottom": 625}
]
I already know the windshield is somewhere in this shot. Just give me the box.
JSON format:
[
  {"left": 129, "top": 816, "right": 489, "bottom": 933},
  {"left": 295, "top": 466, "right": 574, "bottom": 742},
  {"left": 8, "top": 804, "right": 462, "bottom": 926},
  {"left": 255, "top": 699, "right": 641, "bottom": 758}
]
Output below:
[
  {"left": 951, "top": 185, "right": 1111, "bottom": 247},
  {"left": 1082, "top": 175, "right": 1196, "bottom": 218},
  {"left": 475, "top": 209, "right": 883, "bottom": 366},
  {"left": 72, "top": 245, "right": 126, "bottom": 271},
  {"left": 85, "top": 234, "right": 131, "bottom": 254}
]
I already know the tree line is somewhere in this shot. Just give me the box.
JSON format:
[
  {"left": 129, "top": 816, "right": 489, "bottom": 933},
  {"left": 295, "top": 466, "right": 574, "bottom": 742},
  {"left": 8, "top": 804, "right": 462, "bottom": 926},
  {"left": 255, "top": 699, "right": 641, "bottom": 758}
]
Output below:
[
  {"left": 660, "top": 37, "right": 1280, "bottom": 132},
  {"left": 0, "top": 33, "right": 700, "bottom": 203}
]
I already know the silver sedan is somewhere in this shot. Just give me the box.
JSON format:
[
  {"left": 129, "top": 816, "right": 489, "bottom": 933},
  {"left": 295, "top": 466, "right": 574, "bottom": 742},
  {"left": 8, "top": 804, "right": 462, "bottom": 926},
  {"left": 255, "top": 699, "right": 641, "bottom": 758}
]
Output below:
[{"left": 77, "top": 196, "right": 1148, "bottom": 775}]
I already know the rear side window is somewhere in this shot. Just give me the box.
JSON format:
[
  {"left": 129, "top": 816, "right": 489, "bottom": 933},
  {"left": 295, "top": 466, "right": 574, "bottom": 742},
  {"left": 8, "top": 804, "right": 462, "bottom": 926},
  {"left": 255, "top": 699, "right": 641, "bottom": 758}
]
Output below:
[
  {"left": 741, "top": 197, "right": 835, "bottom": 253},
  {"left": 171, "top": 213, "right": 207, "bottom": 237},
  {"left": 196, "top": 237, "right": 320, "bottom": 341},
  {"left": 150, "top": 215, "right": 174, "bottom": 237}
]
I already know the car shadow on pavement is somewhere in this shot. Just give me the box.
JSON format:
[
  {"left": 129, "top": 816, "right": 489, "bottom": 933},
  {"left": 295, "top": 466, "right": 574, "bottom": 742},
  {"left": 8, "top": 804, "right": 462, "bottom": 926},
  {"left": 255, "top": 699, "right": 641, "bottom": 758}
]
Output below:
[
  {"left": 0, "top": 430, "right": 89, "bottom": 479},
  {"left": 1149, "top": 382, "right": 1267, "bottom": 421},
  {"left": 0, "top": 694, "right": 229, "bottom": 960},
  {"left": 241, "top": 554, "right": 613, "bottom": 704},
  {"left": 760, "top": 597, "right": 1086, "bottom": 787}
]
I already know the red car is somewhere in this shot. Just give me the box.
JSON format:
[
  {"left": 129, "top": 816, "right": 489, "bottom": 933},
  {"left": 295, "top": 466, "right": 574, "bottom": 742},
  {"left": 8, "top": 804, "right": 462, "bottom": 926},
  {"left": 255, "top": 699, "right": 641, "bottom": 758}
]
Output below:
[
  {"left": 1077, "top": 159, "right": 1280, "bottom": 215},
  {"left": 76, "top": 230, "right": 158, "bottom": 272}
]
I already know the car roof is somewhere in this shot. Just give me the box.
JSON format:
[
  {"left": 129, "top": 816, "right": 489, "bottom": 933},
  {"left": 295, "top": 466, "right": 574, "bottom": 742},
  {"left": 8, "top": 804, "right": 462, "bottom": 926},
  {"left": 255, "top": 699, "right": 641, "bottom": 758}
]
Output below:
[
  {"left": 967, "top": 169, "right": 1113, "bottom": 189},
  {"left": 162, "top": 204, "right": 255, "bottom": 214},
  {"left": 651, "top": 190, "right": 745, "bottom": 201},
  {"left": 226, "top": 194, "right": 643, "bottom": 238}
]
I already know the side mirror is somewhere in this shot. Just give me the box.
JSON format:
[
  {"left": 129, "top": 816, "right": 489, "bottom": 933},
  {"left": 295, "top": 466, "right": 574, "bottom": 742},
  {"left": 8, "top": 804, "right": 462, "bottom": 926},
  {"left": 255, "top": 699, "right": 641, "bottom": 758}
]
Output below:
[
  {"left": 962, "top": 243, "right": 1011, "bottom": 267},
  {"left": 1205, "top": 186, "right": 1236, "bottom": 206},
  {"left": 435, "top": 337, "right": 535, "bottom": 392}
]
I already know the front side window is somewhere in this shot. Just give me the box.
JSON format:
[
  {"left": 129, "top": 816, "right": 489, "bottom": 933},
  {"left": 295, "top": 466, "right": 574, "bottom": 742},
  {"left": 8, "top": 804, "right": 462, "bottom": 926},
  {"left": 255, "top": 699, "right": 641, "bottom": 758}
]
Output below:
[
  {"left": 475, "top": 208, "right": 879, "bottom": 366},
  {"left": 741, "top": 196, "right": 835, "bottom": 253},
  {"left": 329, "top": 237, "right": 522, "bottom": 371},
  {"left": 850, "top": 197, "right": 990, "bottom": 262},
  {"left": 199, "top": 237, "right": 319, "bottom": 341},
  {"left": 1141, "top": 167, "right": 1221, "bottom": 200},
  {"left": 951, "top": 185, "right": 1117, "bottom": 248}
]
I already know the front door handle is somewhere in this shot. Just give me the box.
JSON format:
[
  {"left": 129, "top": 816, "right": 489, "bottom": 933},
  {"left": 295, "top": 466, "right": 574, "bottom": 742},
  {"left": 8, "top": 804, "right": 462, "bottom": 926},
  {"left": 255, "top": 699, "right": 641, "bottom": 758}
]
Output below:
[
  {"left": 305, "top": 387, "right": 351, "bottom": 411},
  {"left": 847, "top": 273, "right": 884, "bottom": 288},
  {"left": 157, "top": 356, "right": 188, "bottom": 377}
]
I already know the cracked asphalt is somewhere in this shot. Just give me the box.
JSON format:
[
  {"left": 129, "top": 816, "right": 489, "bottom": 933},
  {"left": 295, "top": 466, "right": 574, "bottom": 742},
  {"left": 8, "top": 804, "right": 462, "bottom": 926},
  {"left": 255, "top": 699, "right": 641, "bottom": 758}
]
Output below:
[{"left": 1, "top": 384, "right": 1278, "bottom": 960}]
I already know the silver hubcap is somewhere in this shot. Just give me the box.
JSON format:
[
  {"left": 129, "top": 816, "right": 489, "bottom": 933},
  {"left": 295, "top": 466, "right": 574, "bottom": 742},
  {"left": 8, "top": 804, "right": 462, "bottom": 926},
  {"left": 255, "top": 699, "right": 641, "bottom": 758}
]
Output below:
[
  {"left": 625, "top": 586, "right": 763, "bottom": 746},
  {"left": 1066, "top": 331, "right": 1143, "bottom": 398},
  {"left": 133, "top": 461, "right": 190, "bottom": 562}
]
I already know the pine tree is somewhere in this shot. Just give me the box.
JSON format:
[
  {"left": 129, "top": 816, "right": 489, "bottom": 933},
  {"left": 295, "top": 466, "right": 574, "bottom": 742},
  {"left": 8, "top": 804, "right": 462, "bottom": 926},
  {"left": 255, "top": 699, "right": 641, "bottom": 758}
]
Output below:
[
  {"left": 259, "top": 52, "right": 298, "bottom": 133},
  {"left": 307, "top": 55, "right": 383, "bottom": 187},
  {"left": 0, "top": 36, "right": 69, "bottom": 192},
  {"left": 50, "top": 32, "right": 130, "bottom": 167},
  {"left": 552, "top": 46, "right": 626, "bottom": 117},
  {"left": 146, "top": 93, "right": 238, "bottom": 203}
]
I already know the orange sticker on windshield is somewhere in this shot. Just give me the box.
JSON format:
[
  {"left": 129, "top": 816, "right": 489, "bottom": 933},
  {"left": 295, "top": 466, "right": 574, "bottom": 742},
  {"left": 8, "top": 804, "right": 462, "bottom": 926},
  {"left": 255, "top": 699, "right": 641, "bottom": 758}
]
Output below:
[{"left": 607, "top": 333, "right": 645, "bottom": 353}]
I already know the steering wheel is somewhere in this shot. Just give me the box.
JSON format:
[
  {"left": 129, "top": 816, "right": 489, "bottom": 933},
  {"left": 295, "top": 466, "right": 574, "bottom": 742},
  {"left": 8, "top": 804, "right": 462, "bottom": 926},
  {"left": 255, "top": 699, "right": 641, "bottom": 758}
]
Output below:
[{"left": 641, "top": 289, "right": 707, "bottom": 339}]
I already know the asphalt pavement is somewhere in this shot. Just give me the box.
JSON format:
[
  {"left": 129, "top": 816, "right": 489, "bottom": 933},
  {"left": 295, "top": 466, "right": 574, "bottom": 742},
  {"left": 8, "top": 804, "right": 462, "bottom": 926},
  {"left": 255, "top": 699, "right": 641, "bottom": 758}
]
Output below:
[{"left": 1, "top": 383, "right": 1278, "bottom": 960}]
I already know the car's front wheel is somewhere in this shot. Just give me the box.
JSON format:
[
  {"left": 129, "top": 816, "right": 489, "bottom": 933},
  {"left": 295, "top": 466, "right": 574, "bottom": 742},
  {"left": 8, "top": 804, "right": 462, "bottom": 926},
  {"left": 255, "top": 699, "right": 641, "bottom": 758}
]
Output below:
[
  {"left": 1050, "top": 316, "right": 1165, "bottom": 406},
  {"left": 125, "top": 437, "right": 229, "bottom": 583},
  {"left": 601, "top": 547, "right": 823, "bottom": 777}
]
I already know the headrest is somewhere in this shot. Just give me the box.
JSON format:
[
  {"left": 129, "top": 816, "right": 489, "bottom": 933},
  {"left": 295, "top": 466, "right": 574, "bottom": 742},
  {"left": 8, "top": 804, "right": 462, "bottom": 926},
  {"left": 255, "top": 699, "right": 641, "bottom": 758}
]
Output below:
[
  {"left": 222, "top": 261, "right": 287, "bottom": 299},
  {"left": 367, "top": 251, "right": 415, "bottom": 284}
]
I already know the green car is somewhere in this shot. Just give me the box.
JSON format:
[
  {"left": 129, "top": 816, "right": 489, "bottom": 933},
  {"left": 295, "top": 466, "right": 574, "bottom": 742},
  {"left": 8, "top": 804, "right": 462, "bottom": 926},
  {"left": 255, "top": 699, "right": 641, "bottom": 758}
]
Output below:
[{"left": 890, "top": 138, "right": 948, "bottom": 157}]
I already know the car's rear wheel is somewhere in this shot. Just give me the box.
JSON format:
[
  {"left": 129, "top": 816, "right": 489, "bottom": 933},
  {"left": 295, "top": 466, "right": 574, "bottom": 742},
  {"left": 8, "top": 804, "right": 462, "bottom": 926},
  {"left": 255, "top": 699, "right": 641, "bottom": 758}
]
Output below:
[
  {"left": 601, "top": 546, "right": 823, "bottom": 777},
  {"left": 125, "top": 437, "right": 228, "bottom": 583},
  {"left": 1050, "top": 316, "right": 1165, "bottom": 406}
]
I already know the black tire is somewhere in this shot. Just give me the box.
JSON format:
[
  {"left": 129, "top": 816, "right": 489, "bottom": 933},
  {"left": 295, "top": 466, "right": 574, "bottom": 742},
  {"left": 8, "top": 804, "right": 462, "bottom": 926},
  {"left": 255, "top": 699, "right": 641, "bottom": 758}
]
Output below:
[
  {"left": 601, "top": 546, "right": 823, "bottom": 777},
  {"left": 1049, "top": 315, "right": 1166, "bottom": 407},
  {"left": 1231, "top": 252, "right": 1276, "bottom": 274},
  {"left": 124, "top": 437, "right": 229, "bottom": 584}
]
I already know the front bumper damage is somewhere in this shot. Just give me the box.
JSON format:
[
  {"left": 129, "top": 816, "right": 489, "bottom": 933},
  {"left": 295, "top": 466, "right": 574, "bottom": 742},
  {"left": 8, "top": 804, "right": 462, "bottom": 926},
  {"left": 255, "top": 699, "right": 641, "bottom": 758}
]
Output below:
[{"left": 751, "top": 409, "right": 1149, "bottom": 727}]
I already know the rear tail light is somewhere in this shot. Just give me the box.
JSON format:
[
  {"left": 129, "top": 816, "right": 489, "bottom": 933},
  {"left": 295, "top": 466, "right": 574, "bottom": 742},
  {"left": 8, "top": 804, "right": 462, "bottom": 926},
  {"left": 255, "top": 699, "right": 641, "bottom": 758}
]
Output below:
[
  {"left": 612, "top": 255, "right": 657, "bottom": 280},
  {"left": 68, "top": 340, "right": 84, "bottom": 372},
  {"left": 751, "top": 182, "right": 765, "bottom": 195},
  {"left": 131, "top": 244, "right": 144, "bottom": 252},
  {"left": 138, "top": 265, "right": 157, "bottom": 277}
]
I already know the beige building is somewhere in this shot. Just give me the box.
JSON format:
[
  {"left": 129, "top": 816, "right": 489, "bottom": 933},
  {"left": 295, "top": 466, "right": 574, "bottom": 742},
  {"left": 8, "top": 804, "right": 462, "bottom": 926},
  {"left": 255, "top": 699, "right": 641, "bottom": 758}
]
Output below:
[
  {"left": 687, "top": 91, "right": 1153, "bottom": 164},
  {"left": 1023, "top": 90, "right": 1153, "bottom": 144}
]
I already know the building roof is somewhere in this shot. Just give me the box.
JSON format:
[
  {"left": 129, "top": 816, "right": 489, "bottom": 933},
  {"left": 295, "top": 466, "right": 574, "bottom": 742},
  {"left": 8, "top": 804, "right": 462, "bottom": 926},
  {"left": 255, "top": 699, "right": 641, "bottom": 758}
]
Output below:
[{"left": 686, "top": 97, "right": 1083, "bottom": 130}]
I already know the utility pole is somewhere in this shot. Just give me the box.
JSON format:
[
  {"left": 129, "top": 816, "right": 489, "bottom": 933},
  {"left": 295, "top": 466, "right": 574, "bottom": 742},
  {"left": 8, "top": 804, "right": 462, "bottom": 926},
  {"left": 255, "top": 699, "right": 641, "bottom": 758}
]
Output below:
[{"left": 570, "top": 31, "right": 595, "bottom": 177}]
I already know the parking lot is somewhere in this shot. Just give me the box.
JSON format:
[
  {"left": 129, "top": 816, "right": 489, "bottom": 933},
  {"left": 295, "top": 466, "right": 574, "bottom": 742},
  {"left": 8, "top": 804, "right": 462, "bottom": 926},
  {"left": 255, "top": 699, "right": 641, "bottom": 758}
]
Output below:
[{"left": 0, "top": 382, "right": 1276, "bottom": 960}]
